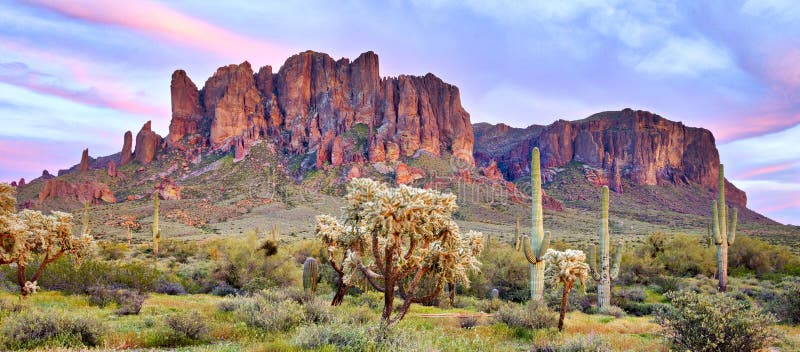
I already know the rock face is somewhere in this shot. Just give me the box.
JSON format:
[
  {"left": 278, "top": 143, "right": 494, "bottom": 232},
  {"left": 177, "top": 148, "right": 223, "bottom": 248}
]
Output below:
[
  {"left": 395, "top": 162, "right": 425, "bottom": 185},
  {"left": 120, "top": 131, "right": 133, "bottom": 166},
  {"left": 40, "top": 170, "right": 54, "bottom": 180},
  {"left": 17, "top": 178, "right": 25, "bottom": 187},
  {"left": 473, "top": 109, "right": 747, "bottom": 207},
  {"left": 134, "top": 121, "right": 163, "bottom": 165},
  {"left": 79, "top": 149, "right": 90, "bottom": 171},
  {"left": 107, "top": 160, "right": 117, "bottom": 177},
  {"left": 38, "top": 179, "right": 116, "bottom": 204},
  {"left": 165, "top": 50, "right": 474, "bottom": 168}
]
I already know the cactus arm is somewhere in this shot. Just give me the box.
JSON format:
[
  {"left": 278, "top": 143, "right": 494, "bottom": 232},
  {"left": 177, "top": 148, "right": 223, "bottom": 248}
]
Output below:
[
  {"left": 718, "top": 165, "right": 727, "bottom": 244},
  {"left": 588, "top": 244, "right": 601, "bottom": 281},
  {"left": 514, "top": 217, "right": 521, "bottom": 251},
  {"left": 609, "top": 241, "right": 623, "bottom": 280},
  {"left": 521, "top": 235, "right": 541, "bottom": 264},
  {"left": 536, "top": 231, "right": 551, "bottom": 259},
  {"left": 711, "top": 200, "right": 722, "bottom": 245},
  {"left": 728, "top": 207, "right": 737, "bottom": 245}
]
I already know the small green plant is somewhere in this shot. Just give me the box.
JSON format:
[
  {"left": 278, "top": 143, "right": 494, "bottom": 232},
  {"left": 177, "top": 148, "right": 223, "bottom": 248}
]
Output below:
[
  {"left": 165, "top": 312, "right": 208, "bottom": 341},
  {"left": 655, "top": 290, "right": 778, "bottom": 352},
  {"left": 303, "top": 257, "right": 319, "bottom": 297}
]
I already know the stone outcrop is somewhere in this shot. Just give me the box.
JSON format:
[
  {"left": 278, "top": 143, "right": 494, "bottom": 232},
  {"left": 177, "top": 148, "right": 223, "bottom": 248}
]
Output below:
[
  {"left": 17, "top": 178, "right": 25, "bottom": 187},
  {"left": 479, "top": 161, "right": 504, "bottom": 181},
  {"left": 395, "top": 162, "right": 425, "bottom": 185},
  {"left": 107, "top": 160, "right": 117, "bottom": 177},
  {"left": 38, "top": 179, "right": 116, "bottom": 204},
  {"left": 134, "top": 121, "right": 162, "bottom": 165},
  {"left": 164, "top": 50, "right": 474, "bottom": 169},
  {"left": 167, "top": 70, "right": 204, "bottom": 147},
  {"left": 40, "top": 170, "right": 54, "bottom": 180},
  {"left": 473, "top": 109, "right": 746, "bottom": 207},
  {"left": 120, "top": 131, "right": 133, "bottom": 166},
  {"left": 79, "top": 149, "right": 90, "bottom": 171}
]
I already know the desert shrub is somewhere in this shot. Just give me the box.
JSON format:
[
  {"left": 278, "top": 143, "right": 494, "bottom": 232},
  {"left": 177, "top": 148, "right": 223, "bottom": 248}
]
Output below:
[
  {"left": 216, "top": 297, "right": 242, "bottom": 313},
  {"left": 293, "top": 323, "right": 374, "bottom": 350},
  {"left": 335, "top": 305, "right": 376, "bottom": 325},
  {"left": 351, "top": 291, "right": 383, "bottom": 309},
  {"left": 466, "top": 243, "right": 529, "bottom": 302},
  {"left": 97, "top": 241, "right": 129, "bottom": 260},
  {"left": 533, "top": 333, "right": 611, "bottom": 352},
  {"left": 452, "top": 295, "right": 480, "bottom": 309},
  {"left": 767, "top": 279, "right": 800, "bottom": 325},
  {"left": 729, "top": 237, "right": 799, "bottom": 278},
  {"left": 598, "top": 305, "right": 625, "bottom": 318},
  {"left": 655, "top": 290, "right": 778, "bottom": 352},
  {"left": 623, "top": 302, "right": 663, "bottom": 316},
  {"left": 156, "top": 280, "right": 186, "bottom": 295},
  {"left": 615, "top": 286, "right": 646, "bottom": 302},
  {"left": 303, "top": 297, "right": 333, "bottom": 324},
  {"left": 545, "top": 284, "right": 587, "bottom": 312},
  {"left": 650, "top": 275, "right": 683, "bottom": 294},
  {"left": 657, "top": 234, "right": 715, "bottom": 277},
  {"left": 0, "top": 298, "right": 25, "bottom": 319},
  {"left": 618, "top": 247, "right": 664, "bottom": 285},
  {"left": 234, "top": 292, "right": 305, "bottom": 332},
  {"left": 210, "top": 236, "right": 301, "bottom": 291},
  {"left": 495, "top": 301, "right": 558, "bottom": 330},
  {"left": 86, "top": 286, "right": 147, "bottom": 315},
  {"left": 480, "top": 297, "right": 503, "bottom": 313},
  {"left": 459, "top": 315, "right": 479, "bottom": 329},
  {"left": 20, "top": 258, "right": 162, "bottom": 293},
  {"left": 1, "top": 310, "right": 104, "bottom": 349},
  {"left": 165, "top": 312, "right": 208, "bottom": 341},
  {"left": 210, "top": 283, "right": 239, "bottom": 297},
  {"left": 158, "top": 239, "right": 199, "bottom": 264}
]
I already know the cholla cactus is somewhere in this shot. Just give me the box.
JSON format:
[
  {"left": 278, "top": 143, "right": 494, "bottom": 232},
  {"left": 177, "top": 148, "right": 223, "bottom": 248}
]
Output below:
[
  {"left": 588, "top": 186, "right": 623, "bottom": 311},
  {"left": 543, "top": 248, "right": 590, "bottom": 331},
  {"left": 709, "top": 164, "right": 737, "bottom": 292},
  {"left": 303, "top": 257, "right": 319, "bottom": 297},
  {"left": 523, "top": 147, "right": 551, "bottom": 301},
  {"left": 316, "top": 178, "right": 484, "bottom": 330},
  {"left": 0, "top": 183, "right": 92, "bottom": 296}
]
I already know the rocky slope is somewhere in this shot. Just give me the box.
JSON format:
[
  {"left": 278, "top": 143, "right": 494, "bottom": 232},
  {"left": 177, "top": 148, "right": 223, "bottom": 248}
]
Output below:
[{"left": 474, "top": 109, "right": 747, "bottom": 207}]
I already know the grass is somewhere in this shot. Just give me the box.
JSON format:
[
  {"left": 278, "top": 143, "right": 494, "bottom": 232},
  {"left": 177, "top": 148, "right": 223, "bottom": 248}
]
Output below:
[{"left": 0, "top": 289, "right": 673, "bottom": 351}]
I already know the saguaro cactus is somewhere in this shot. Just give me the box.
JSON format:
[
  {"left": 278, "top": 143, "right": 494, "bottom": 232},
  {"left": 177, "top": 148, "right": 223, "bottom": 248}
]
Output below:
[
  {"left": 81, "top": 201, "right": 91, "bottom": 235},
  {"left": 514, "top": 216, "right": 522, "bottom": 251},
  {"left": 303, "top": 257, "right": 319, "bottom": 296},
  {"left": 153, "top": 193, "right": 161, "bottom": 257},
  {"left": 522, "top": 147, "right": 551, "bottom": 301},
  {"left": 709, "top": 164, "right": 737, "bottom": 292},
  {"left": 588, "top": 186, "right": 623, "bottom": 311}
]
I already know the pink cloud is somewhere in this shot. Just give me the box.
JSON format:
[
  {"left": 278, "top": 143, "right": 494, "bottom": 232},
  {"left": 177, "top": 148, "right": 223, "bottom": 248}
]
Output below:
[
  {"left": 707, "top": 107, "right": 800, "bottom": 142},
  {"left": 27, "top": 0, "right": 293, "bottom": 63},
  {"left": 0, "top": 139, "right": 81, "bottom": 182},
  {"left": 736, "top": 161, "right": 799, "bottom": 179}
]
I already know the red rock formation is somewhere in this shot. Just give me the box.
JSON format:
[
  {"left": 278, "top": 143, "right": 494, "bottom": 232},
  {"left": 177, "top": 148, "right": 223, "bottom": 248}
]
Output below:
[
  {"left": 134, "top": 121, "right": 162, "bottom": 164},
  {"left": 167, "top": 70, "right": 204, "bottom": 147},
  {"left": 10, "top": 181, "right": 16, "bottom": 187},
  {"left": 79, "top": 149, "right": 90, "bottom": 171},
  {"left": 610, "top": 158, "right": 623, "bottom": 193},
  {"left": 38, "top": 179, "right": 116, "bottom": 204},
  {"left": 347, "top": 166, "right": 361, "bottom": 180},
  {"left": 107, "top": 160, "right": 117, "bottom": 177},
  {"left": 395, "top": 162, "right": 425, "bottom": 185},
  {"left": 204, "top": 62, "right": 266, "bottom": 148},
  {"left": 120, "top": 131, "right": 133, "bottom": 166},
  {"left": 480, "top": 161, "right": 504, "bottom": 181},
  {"left": 165, "top": 50, "right": 473, "bottom": 169},
  {"left": 156, "top": 178, "right": 183, "bottom": 200},
  {"left": 18, "top": 178, "right": 25, "bottom": 187},
  {"left": 473, "top": 109, "right": 746, "bottom": 207}
]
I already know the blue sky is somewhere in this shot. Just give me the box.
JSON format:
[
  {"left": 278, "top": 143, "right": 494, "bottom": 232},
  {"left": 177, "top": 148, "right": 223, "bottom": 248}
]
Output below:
[{"left": 0, "top": 0, "right": 798, "bottom": 224}]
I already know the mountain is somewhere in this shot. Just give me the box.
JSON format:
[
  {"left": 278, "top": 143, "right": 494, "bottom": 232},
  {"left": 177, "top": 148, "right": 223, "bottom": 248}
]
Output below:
[{"left": 9, "top": 50, "right": 797, "bottom": 248}]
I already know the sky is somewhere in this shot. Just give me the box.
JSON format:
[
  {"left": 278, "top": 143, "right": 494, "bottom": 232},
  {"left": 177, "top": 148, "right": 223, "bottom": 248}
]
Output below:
[{"left": 0, "top": 0, "right": 798, "bottom": 224}]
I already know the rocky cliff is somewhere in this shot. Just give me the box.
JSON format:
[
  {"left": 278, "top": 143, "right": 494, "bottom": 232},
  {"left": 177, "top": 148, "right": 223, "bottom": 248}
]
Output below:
[
  {"left": 473, "top": 109, "right": 746, "bottom": 207},
  {"left": 166, "top": 50, "right": 474, "bottom": 167}
]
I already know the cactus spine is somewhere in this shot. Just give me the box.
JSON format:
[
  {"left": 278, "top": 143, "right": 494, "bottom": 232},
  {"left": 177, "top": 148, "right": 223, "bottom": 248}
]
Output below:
[
  {"left": 514, "top": 216, "right": 522, "bottom": 251},
  {"left": 522, "top": 147, "right": 551, "bottom": 301},
  {"left": 153, "top": 193, "right": 161, "bottom": 257},
  {"left": 588, "top": 186, "right": 623, "bottom": 311},
  {"left": 303, "top": 257, "right": 319, "bottom": 296},
  {"left": 709, "top": 164, "right": 737, "bottom": 292}
]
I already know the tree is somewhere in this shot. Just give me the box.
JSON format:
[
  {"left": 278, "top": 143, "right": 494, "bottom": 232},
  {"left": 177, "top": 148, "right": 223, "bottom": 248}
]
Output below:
[
  {"left": 542, "top": 248, "right": 590, "bottom": 331},
  {"left": 315, "top": 178, "right": 483, "bottom": 331},
  {"left": 0, "top": 183, "right": 92, "bottom": 296}
]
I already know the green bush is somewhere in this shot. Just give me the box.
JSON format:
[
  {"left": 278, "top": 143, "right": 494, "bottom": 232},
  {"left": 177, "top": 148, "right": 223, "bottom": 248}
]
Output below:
[
  {"left": 495, "top": 301, "right": 558, "bottom": 330},
  {"left": 303, "top": 297, "right": 332, "bottom": 324},
  {"left": 768, "top": 279, "right": 800, "bottom": 325},
  {"left": 293, "top": 323, "right": 375, "bottom": 351},
  {"left": 729, "top": 237, "right": 799, "bottom": 278},
  {"left": 1, "top": 310, "right": 104, "bottom": 350},
  {"left": 165, "top": 312, "right": 208, "bottom": 341},
  {"left": 598, "top": 305, "right": 625, "bottom": 318},
  {"left": 8, "top": 257, "right": 163, "bottom": 294},
  {"left": 533, "top": 333, "right": 611, "bottom": 352},
  {"left": 233, "top": 291, "right": 305, "bottom": 332},
  {"left": 466, "top": 243, "right": 529, "bottom": 302},
  {"left": 87, "top": 286, "right": 147, "bottom": 315},
  {"left": 654, "top": 290, "right": 779, "bottom": 352}
]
